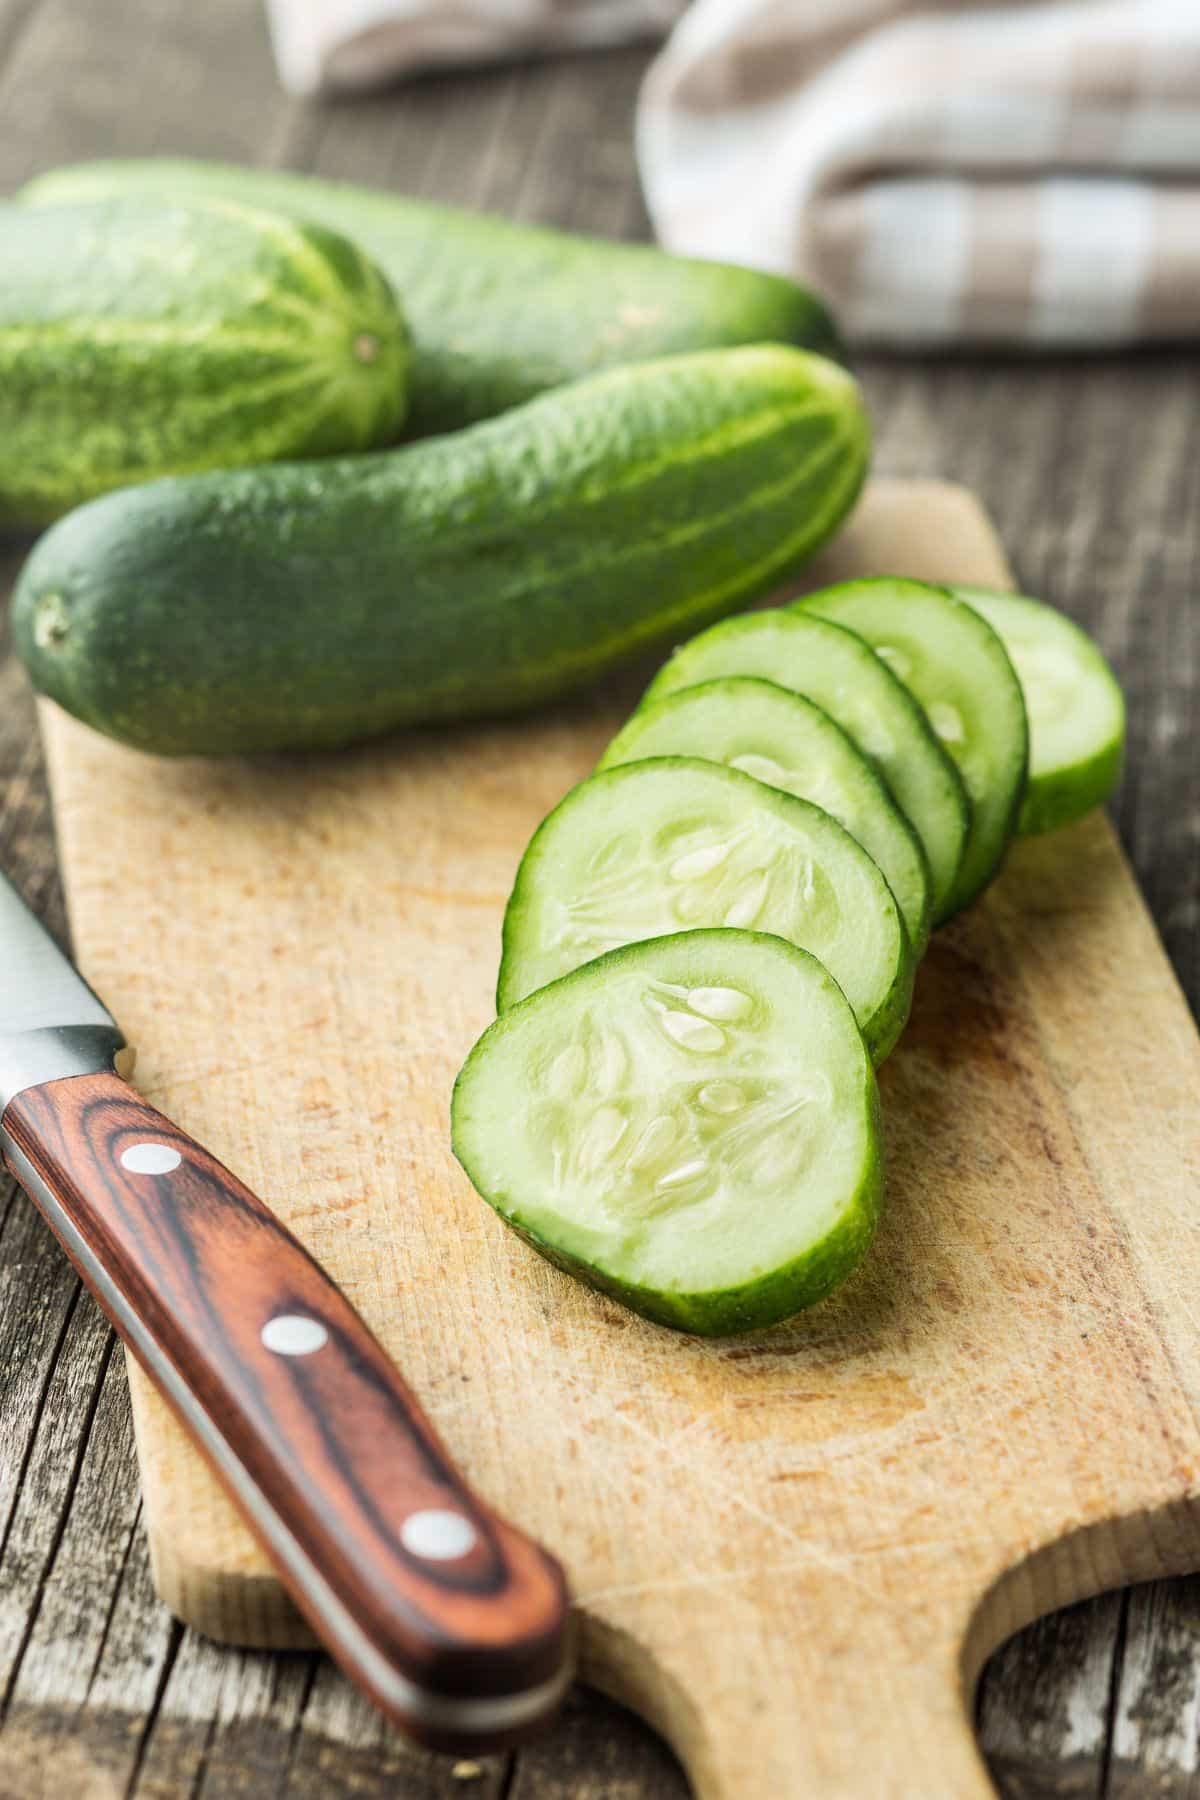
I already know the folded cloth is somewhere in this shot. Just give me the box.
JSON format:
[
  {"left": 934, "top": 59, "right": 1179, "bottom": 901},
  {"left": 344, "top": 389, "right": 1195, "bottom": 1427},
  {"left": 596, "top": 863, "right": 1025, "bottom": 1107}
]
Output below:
[
  {"left": 642, "top": 0, "right": 1200, "bottom": 346},
  {"left": 266, "top": 0, "right": 1200, "bottom": 347}
]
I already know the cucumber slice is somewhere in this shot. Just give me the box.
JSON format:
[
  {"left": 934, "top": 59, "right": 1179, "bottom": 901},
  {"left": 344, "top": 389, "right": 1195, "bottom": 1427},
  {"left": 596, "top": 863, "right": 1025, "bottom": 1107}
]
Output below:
[
  {"left": 598, "top": 676, "right": 932, "bottom": 955},
  {"left": 796, "top": 580, "right": 1028, "bottom": 919},
  {"left": 643, "top": 610, "right": 969, "bottom": 919},
  {"left": 498, "top": 757, "right": 914, "bottom": 1063},
  {"left": 453, "top": 929, "right": 883, "bottom": 1335},
  {"left": 954, "top": 586, "right": 1125, "bottom": 837}
]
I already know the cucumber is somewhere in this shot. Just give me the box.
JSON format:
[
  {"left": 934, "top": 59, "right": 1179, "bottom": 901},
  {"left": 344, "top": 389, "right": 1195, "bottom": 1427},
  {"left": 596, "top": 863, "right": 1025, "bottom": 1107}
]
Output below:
[
  {"left": 642, "top": 610, "right": 969, "bottom": 921},
  {"left": 453, "top": 929, "right": 883, "bottom": 1335},
  {"left": 22, "top": 159, "right": 844, "bottom": 440},
  {"left": 13, "top": 345, "right": 868, "bottom": 757},
  {"left": 598, "top": 676, "right": 932, "bottom": 955},
  {"left": 497, "top": 757, "right": 914, "bottom": 1064},
  {"left": 796, "top": 580, "right": 1028, "bottom": 918},
  {"left": 0, "top": 197, "right": 408, "bottom": 526},
  {"left": 955, "top": 586, "right": 1125, "bottom": 837}
]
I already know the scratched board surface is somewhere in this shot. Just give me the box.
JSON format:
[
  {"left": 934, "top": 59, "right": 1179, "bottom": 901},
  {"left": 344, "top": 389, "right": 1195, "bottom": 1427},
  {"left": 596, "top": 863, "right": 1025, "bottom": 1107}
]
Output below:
[{"left": 42, "top": 481, "right": 1200, "bottom": 1799}]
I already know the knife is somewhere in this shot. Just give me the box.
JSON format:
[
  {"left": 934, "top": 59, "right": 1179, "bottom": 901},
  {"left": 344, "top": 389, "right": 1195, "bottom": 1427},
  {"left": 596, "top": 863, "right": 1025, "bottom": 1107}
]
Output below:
[{"left": 0, "top": 868, "right": 571, "bottom": 1751}]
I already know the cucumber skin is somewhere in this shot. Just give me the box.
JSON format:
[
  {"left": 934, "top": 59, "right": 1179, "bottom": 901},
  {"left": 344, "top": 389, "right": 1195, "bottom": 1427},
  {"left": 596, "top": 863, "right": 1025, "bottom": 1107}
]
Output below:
[
  {"left": 14, "top": 345, "right": 870, "bottom": 757},
  {"left": 0, "top": 198, "right": 409, "bottom": 526},
  {"left": 1017, "top": 739, "right": 1124, "bottom": 837},
  {"left": 452, "top": 931, "right": 884, "bottom": 1337},
  {"left": 22, "top": 159, "right": 845, "bottom": 440},
  {"left": 499, "top": 1146, "right": 882, "bottom": 1336},
  {"left": 795, "top": 580, "right": 1028, "bottom": 920}
]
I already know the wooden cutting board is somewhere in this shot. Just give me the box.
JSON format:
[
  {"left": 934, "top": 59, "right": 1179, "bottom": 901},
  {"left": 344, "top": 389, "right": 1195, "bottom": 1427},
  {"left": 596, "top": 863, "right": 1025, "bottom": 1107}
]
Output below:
[{"left": 40, "top": 479, "right": 1200, "bottom": 1799}]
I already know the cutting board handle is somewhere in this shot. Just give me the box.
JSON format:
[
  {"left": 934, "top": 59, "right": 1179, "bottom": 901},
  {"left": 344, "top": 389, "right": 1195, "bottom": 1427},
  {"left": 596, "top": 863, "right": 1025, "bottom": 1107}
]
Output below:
[{"left": 1, "top": 1070, "right": 572, "bottom": 1752}]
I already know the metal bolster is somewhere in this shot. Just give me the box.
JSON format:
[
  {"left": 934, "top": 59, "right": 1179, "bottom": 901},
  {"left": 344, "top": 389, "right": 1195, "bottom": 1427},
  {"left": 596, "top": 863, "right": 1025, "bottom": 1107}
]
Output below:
[{"left": 0, "top": 1024, "right": 131, "bottom": 1123}]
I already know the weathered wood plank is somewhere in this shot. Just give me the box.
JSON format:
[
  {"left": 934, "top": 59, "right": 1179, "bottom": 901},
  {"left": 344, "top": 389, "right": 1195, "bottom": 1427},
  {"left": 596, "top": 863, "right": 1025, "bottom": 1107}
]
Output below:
[
  {"left": 6, "top": 1329, "right": 146, "bottom": 1720},
  {"left": 978, "top": 1595, "right": 1123, "bottom": 1800},
  {"left": 0, "top": 1, "right": 38, "bottom": 73},
  {"left": 0, "top": 1276, "right": 114, "bottom": 1709},
  {"left": 510, "top": 1686, "right": 687, "bottom": 1798},
  {"left": 0, "top": 0, "right": 1198, "bottom": 1791},
  {"left": 860, "top": 352, "right": 1200, "bottom": 1013},
  {"left": 1109, "top": 1579, "right": 1200, "bottom": 1799},
  {"left": 0, "top": 1198, "right": 83, "bottom": 1606},
  {"left": 308, "top": 52, "right": 540, "bottom": 202},
  {"left": 0, "top": 0, "right": 298, "bottom": 187}
]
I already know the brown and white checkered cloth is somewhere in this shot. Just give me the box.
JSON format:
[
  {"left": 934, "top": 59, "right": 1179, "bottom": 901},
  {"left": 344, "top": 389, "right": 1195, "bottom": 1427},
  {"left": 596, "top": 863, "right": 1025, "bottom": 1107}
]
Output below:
[{"left": 266, "top": 0, "right": 1200, "bottom": 346}]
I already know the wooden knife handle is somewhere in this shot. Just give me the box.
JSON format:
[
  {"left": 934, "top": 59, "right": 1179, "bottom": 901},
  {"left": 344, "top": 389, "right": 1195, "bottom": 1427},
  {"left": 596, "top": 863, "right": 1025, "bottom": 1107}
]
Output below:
[{"left": 1, "top": 1070, "right": 571, "bottom": 1752}]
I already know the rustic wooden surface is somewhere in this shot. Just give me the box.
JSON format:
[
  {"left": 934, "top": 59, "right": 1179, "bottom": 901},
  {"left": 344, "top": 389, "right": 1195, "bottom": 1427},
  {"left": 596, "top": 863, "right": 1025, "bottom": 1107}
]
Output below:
[
  {"left": 3, "top": 1066, "right": 572, "bottom": 1746},
  {"left": 25, "top": 475, "right": 1200, "bottom": 1800},
  {"left": 21, "top": 468, "right": 1200, "bottom": 1800},
  {"left": 0, "top": 2, "right": 1197, "bottom": 1796}
]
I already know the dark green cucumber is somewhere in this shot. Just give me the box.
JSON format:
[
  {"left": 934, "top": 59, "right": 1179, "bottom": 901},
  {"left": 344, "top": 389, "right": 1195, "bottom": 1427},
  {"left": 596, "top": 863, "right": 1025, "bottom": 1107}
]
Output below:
[
  {"left": 14, "top": 345, "right": 869, "bottom": 757},
  {"left": 21, "top": 158, "right": 845, "bottom": 439},
  {"left": 452, "top": 930, "right": 884, "bottom": 1336},
  {"left": 0, "top": 197, "right": 409, "bottom": 526}
]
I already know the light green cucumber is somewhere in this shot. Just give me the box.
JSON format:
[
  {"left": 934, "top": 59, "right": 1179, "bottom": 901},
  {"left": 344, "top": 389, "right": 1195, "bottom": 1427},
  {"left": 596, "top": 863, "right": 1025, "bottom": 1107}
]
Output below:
[
  {"left": 796, "top": 579, "right": 1028, "bottom": 917},
  {"left": 0, "top": 197, "right": 408, "bottom": 525},
  {"left": 14, "top": 345, "right": 869, "bottom": 756},
  {"left": 497, "top": 757, "right": 914, "bottom": 1064},
  {"left": 452, "top": 929, "right": 883, "bottom": 1335},
  {"left": 642, "top": 609, "right": 969, "bottom": 920},
  {"left": 598, "top": 676, "right": 932, "bottom": 955},
  {"left": 22, "top": 158, "right": 845, "bottom": 439},
  {"left": 955, "top": 586, "right": 1125, "bottom": 836}
]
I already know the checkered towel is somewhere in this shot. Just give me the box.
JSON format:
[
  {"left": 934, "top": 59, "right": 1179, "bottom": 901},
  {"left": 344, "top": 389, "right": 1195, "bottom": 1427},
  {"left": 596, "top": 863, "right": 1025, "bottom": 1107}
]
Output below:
[{"left": 266, "top": 0, "right": 1200, "bottom": 346}]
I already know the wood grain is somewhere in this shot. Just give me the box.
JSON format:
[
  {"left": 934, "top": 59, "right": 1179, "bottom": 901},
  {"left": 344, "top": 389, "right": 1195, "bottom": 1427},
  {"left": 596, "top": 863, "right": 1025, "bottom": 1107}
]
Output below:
[
  {"left": 1, "top": 1, "right": 1198, "bottom": 1790},
  {"left": 35, "top": 478, "right": 1200, "bottom": 1798},
  {"left": 2, "top": 1071, "right": 569, "bottom": 1742}
]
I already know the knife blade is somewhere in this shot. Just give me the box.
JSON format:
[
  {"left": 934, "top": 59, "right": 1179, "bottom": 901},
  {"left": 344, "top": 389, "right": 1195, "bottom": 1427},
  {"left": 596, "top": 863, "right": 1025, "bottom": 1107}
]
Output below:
[
  {"left": 0, "top": 873, "right": 130, "bottom": 1105},
  {"left": 0, "top": 868, "right": 571, "bottom": 1750}
]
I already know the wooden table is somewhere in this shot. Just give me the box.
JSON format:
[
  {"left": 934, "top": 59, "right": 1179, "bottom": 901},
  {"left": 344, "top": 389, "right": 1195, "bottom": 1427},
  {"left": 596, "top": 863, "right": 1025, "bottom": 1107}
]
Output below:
[{"left": 0, "top": 3, "right": 1197, "bottom": 1794}]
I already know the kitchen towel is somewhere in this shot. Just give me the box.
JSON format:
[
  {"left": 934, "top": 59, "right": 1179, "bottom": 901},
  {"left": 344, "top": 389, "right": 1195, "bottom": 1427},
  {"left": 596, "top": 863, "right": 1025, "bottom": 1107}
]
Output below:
[{"left": 265, "top": 0, "right": 1200, "bottom": 347}]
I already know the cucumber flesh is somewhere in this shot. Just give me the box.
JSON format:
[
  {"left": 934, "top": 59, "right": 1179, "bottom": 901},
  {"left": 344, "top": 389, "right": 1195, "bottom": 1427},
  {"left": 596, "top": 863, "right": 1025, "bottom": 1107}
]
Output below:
[
  {"left": 453, "top": 930, "right": 883, "bottom": 1335},
  {"left": 643, "top": 610, "right": 969, "bottom": 920},
  {"left": 797, "top": 580, "right": 1028, "bottom": 919},
  {"left": 955, "top": 586, "right": 1125, "bottom": 837},
  {"left": 599, "top": 676, "right": 932, "bottom": 956},
  {"left": 498, "top": 757, "right": 914, "bottom": 1064}
]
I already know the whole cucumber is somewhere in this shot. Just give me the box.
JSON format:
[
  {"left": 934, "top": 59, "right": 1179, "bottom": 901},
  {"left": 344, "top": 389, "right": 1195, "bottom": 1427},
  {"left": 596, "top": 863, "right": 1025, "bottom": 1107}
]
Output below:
[
  {"left": 0, "top": 197, "right": 409, "bottom": 525},
  {"left": 14, "top": 345, "right": 869, "bottom": 757},
  {"left": 21, "top": 159, "right": 845, "bottom": 439}
]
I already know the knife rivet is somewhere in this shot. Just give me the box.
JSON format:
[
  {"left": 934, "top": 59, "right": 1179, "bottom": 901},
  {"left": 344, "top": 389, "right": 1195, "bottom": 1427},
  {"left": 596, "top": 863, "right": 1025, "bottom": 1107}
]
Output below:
[
  {"left": 261, "top": 1315, "right": 329, "bottom": 1357},
  {"left": 401, "top": 1509, "right": 478, "bottom": 1561},
  {"left": 120, "top": 1142, "right": 182, "bottom": 1175}
]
